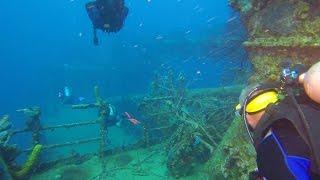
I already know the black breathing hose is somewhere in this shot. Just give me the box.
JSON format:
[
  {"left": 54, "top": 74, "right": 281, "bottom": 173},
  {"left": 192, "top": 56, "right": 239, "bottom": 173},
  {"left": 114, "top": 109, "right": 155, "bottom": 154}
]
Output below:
[{"left": 287, "top": 88, "right": 320, "bottom": 173}]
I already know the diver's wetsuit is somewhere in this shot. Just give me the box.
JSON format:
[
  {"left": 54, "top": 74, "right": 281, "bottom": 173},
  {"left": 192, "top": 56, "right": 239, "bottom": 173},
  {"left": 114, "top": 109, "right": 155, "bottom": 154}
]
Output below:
[
  {"left": 256, "top": 120, "right": 316, "bottom": 179},
  {"left": 254, "top": 94, "right": 320, "bottom": 179},
  {"left": 105, "top": 104, "right": 119, "bottom": 127},
  {"left": 86, "top": 0, "right": 128, "bottom": 45},
  {"left": 61, "top": 96, "right": 81, "bottom": 105}
]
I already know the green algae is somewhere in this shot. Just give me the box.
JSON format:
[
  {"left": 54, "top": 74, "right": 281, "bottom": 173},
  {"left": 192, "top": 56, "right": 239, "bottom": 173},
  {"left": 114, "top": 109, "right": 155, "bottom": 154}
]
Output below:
[
  {"left": 242, "top": 1, "right": 320, "bottom": 49},
  {"left": 244, "top": 36, "right": 320, "bottom": 48},
  {"left": 203, "top": 116, "right": 256, "bottom": 179},
  {"left": 59, "top": 166, "right": 89, "bottom": 180},
  {"left": 231, "top": 0, "right": 320, "bottom": 82},
  {"left": 140, "top": 77, "right": 241, "bottom": 177},
  {"left": 298, "top": 17, "right": 320, "bottom": 37},
  {"left": 249, "top": 55, "right": 282, "bottom": 82},
  {"left": 205, "top": 1, "right": 320, "bottom": 179},
  {"left": 30, "top": 145, "right": 170, "bottom": 180},
  {"left": 238, "top": 0, "right": 320, "bottom": 48},
  {"left": 229, "top": 0, "right": 254, "bottom": 13}
]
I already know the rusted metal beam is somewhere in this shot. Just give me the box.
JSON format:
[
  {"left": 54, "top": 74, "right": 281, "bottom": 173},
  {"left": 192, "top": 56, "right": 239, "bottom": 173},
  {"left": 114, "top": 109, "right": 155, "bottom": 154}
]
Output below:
[
  {"left": 149, "top": 125, "right": 173, "bottom": 131},
  {"left": 12, "top": 120, "right": 99, "bottom": 135},
  {"left": 142, "top": 96, "right": 173, "bottom": 101},
  {"left": 41, "top": 120, "right": 99, "bottom": 131},
  {"left": 22, "top": 137, "right": 101, "bottom": 153}
]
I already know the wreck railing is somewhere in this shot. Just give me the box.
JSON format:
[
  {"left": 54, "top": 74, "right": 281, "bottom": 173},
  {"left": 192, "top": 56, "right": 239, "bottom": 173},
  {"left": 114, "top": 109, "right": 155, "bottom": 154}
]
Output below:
[
  {"left": 11, "top": 86, "right": 110, "bottom": 169},
  {"left": 12, "top": 119, "right": 101, "bottom": 153},
  {"left": 8, "top": 86, "right": 164, "bottom": 176},
  {"left": 11, "top": 108, "right": 155, "bottom": 171}
]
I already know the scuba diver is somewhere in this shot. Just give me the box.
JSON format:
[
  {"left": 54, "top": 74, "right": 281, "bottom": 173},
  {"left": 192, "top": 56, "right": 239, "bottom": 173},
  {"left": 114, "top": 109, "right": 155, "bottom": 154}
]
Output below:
[
  {"left": 58, "top": 86, "right": 85, "bottom": 105},
  {"left": 236, "top": 62, "right": 320, "bottom": 179},
  {"left": 104, "top": 104, "right": 141, "bottom": 127},
  {"left": 105, "top": 104, "right": 122, "bottom": 127},
  {"left": 85, "top": 0, "right": 129, "bottom": 45}
]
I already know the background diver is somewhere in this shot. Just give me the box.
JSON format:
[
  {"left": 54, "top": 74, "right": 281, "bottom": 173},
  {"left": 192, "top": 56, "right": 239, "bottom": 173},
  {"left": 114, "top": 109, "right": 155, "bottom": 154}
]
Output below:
[
  {"left": 85, "top": 0, "right": 129, "bottom": 45},
  {"left": 104, "top": 104, "right": 141, "bottom": 128},
  {"left": 58, "top": 86, "right": 85, "bottom": 105},
  {"left": 58, "top": 87, "right": 140, "bottom": 127},
  {"left": 236, "top": 62, "right": 320, "bottom": 179}
]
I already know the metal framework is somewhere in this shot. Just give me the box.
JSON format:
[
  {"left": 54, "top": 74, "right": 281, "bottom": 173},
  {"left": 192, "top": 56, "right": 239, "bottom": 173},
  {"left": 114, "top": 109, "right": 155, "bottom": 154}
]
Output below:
[{"left": 12, "top": 86, "right": 109, "bottom": 168}]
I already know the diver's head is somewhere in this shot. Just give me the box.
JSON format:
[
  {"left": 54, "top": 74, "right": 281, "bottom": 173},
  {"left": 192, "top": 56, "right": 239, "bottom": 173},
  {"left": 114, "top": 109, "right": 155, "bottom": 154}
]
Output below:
[
  {"left": 236, "top": 83, "right": 279, "bottom": 130},
  {"left": 58, "top": 92, "right": 63, "bottom": 99},
  {"left": 64, "top": 86, "right": 71, "bottom": 97},
  {"left": 299, "top": 62, "right": 320, "bottom": 104}
]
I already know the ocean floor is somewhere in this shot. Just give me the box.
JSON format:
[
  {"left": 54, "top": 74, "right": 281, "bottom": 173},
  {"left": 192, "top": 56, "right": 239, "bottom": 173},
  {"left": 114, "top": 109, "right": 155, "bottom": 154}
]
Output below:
[
  {"left": 31, "top": 144, "right": 168, "bottom": 180},
  {"left": 31, "top": 144, "right": 209, "bottom": 180}
]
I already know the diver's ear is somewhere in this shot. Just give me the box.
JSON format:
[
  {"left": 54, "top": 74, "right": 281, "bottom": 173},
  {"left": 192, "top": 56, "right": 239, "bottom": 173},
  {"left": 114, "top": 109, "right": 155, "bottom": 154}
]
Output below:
[{"left": 299, "top": 73, "right": 305, "bottom": 84}]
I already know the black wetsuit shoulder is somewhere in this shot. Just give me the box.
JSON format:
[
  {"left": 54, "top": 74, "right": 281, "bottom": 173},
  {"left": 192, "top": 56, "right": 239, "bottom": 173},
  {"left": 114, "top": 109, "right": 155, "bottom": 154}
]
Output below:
[{"left": 256, "top": 119, "right": 314, "bottom": 179}]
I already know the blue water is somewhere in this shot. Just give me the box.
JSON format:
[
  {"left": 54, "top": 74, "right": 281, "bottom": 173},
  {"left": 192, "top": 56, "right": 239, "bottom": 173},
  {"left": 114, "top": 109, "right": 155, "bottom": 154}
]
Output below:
[{"left": 0, "top": 0, "right": 249, "bottom": 165}]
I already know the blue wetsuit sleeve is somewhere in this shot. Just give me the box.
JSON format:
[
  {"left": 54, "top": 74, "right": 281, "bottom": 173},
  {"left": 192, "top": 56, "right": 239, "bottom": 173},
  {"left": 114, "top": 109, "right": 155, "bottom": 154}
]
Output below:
[{"left": 257, "top": 131, "right": 311, "bottom": 180}]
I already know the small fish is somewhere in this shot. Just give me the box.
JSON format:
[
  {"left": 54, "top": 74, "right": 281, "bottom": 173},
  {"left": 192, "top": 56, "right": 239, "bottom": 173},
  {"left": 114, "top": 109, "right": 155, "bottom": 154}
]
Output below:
[
  {"left": 182, "top": 58, "right": 190, "bottom": 63},
  {"left": 196, "top": 7, "right": 204, "bottom": 13},
  {"left": 227, "top": 16, "right": 237, "bottom": 23},
  {"left": 207, "top": 17, "right": 216, "bottom": 23},
  {"left": 155, "top": 35, "right": 163, "bottom": 40}
]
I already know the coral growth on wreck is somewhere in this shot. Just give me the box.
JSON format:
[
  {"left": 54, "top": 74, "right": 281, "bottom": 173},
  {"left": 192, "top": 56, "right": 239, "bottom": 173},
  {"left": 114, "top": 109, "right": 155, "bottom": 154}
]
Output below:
[
  {"left": 166, "top": 124, "right": 211, "bottom": 177},
  {"left": 231, "top": 0, "right": 320, "bottom": 82},
  {"left": 114, "top": 154, "right": 134, "bottom": 167},
  {"left": 139, "top": 71, "right": 242, "bottom": 177},
  {"left": 204, "top": 117, "right": 256, "bottom": 179},
  {"left": 0, "top": 115, "right": 43, "bottom": 180},
  {"left": 12, "top": 144, "right": 43, "bottom": 179},
  {"left": 208, "top": 0, "right": 320, "bottom": 179},
  {"left": 57, "top": 166, "right": 89, "bottom": 180}
]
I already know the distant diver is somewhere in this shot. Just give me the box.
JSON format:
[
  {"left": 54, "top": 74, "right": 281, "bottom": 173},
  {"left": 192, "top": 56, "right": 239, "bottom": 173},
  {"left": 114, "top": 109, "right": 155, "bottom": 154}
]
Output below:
[
  {"left": 105, "top": 105, "right": 141, "bottom": 127},
  {"left": 105, "top": 104, "right": 121, "bottom": 127},
  {"left": 85, "top": 0, "right": 129, "bottom": 45},
  {"left": 58, "top": 86, "right": 85, "bottom": 105}
]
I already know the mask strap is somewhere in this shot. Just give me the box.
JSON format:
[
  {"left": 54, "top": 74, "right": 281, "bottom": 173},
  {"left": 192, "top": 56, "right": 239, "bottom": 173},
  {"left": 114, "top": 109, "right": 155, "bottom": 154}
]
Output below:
[{"left": 242, "top": 87, "right": 259, "bottom": 144}]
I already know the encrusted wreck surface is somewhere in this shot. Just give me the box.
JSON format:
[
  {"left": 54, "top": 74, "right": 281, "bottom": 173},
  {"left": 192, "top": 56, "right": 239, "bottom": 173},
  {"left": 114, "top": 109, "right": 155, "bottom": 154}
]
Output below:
[
  {"left": 231, "top": 0, "right": 320, "bottom": 82},
  {"left": 207, "top": 0, "right": 320, "bottom": 178},
  {"left": 138, "top": 71, "right": 242, "bottom": 177},
  {"left": 204, "top": 116, "right": 256, "bottom": 179},
  {"left": 28, "top": 85, "right": 243, "bottom": 179}
]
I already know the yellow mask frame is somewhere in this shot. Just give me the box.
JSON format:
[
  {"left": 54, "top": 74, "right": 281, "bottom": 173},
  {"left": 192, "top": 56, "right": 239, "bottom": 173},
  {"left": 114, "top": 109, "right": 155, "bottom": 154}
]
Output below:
[
  {"left": 245, "top": 90, "right": 279, "bottom": 114},
  {"left": 235, "top": 89, "right": 279, "bottom": 115},
  {"left": 235, "top": 86, "right": 279, "bottom": 144}
]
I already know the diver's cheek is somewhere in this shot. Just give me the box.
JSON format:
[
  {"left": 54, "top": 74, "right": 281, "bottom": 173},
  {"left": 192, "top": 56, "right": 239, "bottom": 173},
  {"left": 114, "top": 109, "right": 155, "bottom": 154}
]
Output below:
[{"left": 246, "top": 111, "right": 265, "bottom": 129}]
